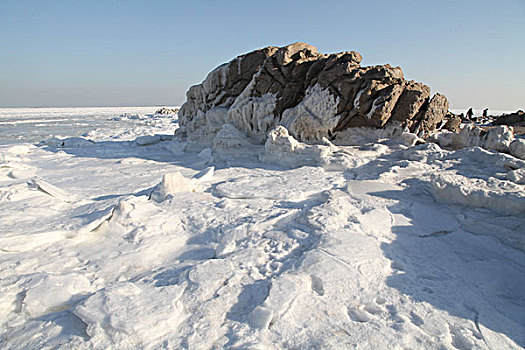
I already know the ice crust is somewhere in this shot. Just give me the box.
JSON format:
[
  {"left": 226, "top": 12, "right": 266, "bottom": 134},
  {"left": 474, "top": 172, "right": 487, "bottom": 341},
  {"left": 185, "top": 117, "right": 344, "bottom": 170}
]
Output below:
[
  {"left": 432, "top": 124, "right": 521, "bottom": 157},
  {"left": 227, "top": 74, "right": 278, "bottom": 144},
  {"left": 281, "top": 84, "right": 340, "bottom": 142},
  {"left": 0, "top": 107, "right": 524, "bottom": 349}
]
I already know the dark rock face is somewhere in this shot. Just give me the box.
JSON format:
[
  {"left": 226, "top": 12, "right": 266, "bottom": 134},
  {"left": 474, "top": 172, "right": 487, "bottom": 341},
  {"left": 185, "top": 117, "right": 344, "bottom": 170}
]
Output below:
[
  {"left": 443, "top": 113, "right": 462, "bottom": 133},
  {"left": 493, "top": 110, "right": 525, "bottom": 126},
  {"left": 178, "top": 42, "right": 450, "bottom": 145},
  {"left": 492, "top": 110, "right": 525, "bottom": 136},
  {"left": 179, "top": 47, "right": 278, "bottom": 136},
  {"left": 155, "top": 107, "right": 180, "bottom": 115},
  {"left": 389, "top": 81, "right": 431, "bottom": 124},
  {"left": 409, "top": 93, "right": 450, "bottom": 138}
]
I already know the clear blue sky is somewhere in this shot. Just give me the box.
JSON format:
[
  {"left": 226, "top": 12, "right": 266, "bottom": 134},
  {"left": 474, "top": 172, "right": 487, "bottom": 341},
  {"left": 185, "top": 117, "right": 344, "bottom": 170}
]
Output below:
[{"left": 1, "top": 0, "right": 524, "bottom": 109}]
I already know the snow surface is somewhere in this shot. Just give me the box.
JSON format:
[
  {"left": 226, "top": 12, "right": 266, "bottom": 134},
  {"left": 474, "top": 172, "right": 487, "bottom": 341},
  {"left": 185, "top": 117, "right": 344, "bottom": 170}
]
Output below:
[{"left": 0, "top": 107, "right": 524, "bottom": 349}]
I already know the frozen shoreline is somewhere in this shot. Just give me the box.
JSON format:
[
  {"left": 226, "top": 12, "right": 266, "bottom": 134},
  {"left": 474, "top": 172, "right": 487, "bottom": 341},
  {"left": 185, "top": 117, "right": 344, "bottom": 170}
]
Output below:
[{"left": 0, "top": 107, "right": 523, "bottom": 349}]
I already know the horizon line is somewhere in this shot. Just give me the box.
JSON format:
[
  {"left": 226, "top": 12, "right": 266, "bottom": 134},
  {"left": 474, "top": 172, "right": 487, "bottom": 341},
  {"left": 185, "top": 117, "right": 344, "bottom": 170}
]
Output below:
[
  {"left": 0, "top": 104, "right": 182, "bottom": 109},
  {"left": 0, "top": 105, "right": 521, "bottom": 113}
]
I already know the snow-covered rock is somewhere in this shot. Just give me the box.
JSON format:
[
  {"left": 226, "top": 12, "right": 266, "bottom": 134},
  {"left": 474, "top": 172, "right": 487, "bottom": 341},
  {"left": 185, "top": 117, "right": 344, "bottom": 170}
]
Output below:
[
  {"left": 509, "top": 138, "right": 525, "bottom": 159},
  {"left": 178, "top": 42, "right": 450, "bottom": 144}
]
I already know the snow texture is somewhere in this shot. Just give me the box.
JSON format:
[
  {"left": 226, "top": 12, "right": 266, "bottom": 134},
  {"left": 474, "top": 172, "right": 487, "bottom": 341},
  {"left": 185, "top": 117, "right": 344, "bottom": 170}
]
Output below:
[
  {"left": 432, "top": 125, "right": 515, "bottom": 153},
  {"left": 0, "top": 107, "right": 524, "bottom": 349}
]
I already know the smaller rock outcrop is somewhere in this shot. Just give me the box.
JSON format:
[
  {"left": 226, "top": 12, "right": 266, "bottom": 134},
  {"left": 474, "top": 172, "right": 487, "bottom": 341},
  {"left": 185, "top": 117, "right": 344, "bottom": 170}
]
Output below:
[
  {"left": 492, "top": 110, "right": 525, "bottom": 135},
  {"left": 155, "top": 107, "right": 180, "bottom": 115},
  {"left": 493, "top": 110, "right": 525, "bottom": 126},
  {"left": 409, "top": 93, "right": 450, "bottom": 138},
  {"left": 443, "top": 113, "right": 462, "bottom": 133}
]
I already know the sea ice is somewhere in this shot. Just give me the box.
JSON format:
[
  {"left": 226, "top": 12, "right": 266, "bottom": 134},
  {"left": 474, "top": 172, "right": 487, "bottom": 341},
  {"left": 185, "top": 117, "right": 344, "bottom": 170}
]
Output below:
[{"left": 0, "top": 106, "right": 523, "bottom": 349}]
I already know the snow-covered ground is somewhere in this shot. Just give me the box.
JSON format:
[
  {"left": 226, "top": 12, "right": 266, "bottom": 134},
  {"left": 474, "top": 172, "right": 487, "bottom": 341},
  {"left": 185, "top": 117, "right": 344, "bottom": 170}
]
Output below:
[{"left": 0, "top": 107, "right": 523, "bottom": 349}]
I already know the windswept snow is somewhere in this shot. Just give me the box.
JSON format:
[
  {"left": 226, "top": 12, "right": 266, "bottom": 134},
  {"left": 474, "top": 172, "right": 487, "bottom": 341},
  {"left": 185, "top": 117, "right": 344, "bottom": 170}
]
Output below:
[{"left": 0, "top": 107, "right": 524, "bottom": 349}]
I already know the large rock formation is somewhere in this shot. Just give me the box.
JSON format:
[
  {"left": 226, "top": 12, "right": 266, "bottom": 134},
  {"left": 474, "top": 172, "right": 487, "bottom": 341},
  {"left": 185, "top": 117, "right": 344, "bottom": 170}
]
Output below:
[{"left": 178, "top": 43, "right": 449, "bottom": 147}]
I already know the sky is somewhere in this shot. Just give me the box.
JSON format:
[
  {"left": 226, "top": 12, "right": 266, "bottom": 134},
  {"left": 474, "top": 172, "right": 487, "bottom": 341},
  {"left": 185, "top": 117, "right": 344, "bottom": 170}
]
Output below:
[{"left": 1, "top": 0, "right": 524, "bottom": 110}]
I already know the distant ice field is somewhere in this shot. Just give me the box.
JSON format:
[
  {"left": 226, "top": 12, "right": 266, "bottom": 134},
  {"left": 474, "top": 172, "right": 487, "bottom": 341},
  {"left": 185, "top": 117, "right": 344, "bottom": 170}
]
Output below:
[{"left": 0, "top": 107, "right": 175, "bottom": 145}]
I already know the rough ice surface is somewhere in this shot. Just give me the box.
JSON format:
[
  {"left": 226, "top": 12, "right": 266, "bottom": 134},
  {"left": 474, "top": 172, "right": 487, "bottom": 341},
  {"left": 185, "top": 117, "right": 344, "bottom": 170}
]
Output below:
[
  {"left": 0, "top": 107, "right": 524, "bottom": 349},
  {"left": 227, "top": 78, "right": 278, "bottom": 144},
  {"left": 212, "top": 123, "right": 261, "bottom": 157},
  {"left": 334, "top": 124, "right": 423, "bottom": 147},
  {"left": 428, "top": 172, "right": 525, "bottom": 216},
  {"left": 43, "top": 137, "right": 96, "bottom": 148},
  {"left": 281, "top": 83, "right": 340, "bottom": 142},
  {"left": 432, "top": 124, "right": 515, "bottom": 153}
]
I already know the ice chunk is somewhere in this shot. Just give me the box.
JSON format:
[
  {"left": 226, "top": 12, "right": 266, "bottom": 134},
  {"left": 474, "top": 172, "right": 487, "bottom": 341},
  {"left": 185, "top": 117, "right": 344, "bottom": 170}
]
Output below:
[
  {"left": 432, "top": 125, "right": 514, "bottom": 152},
  {"left": 23, "top": 274, "right": 94, "bottom": 318},
  {"left": 334, "top": 124, "right": 423, "bottom": 147},
  {"left": 248, "top": 305, "right": 273, "bottom": 330},
  {"left": 192, "top": 166, "right": 214, "bottom": 182},
  {"left": 43, "top": 137, "right": 95, "bottom": 147},
  {"left": 29, "top": 179, "right": 73, "bottom": 202},
  {"left": 150, "top": 172, "right": 196, "bottom": 202},
  {"left": 74, "top": 283, "right": 186, "bottom": 344},
  {"left": 197, "top": 148, "right": 213, "bottom": 162},
  {"left": 134, "top": 135, "right": 162, "bottom": 146},
  {"left": 428, "top": 173, "right": 525, "bottom": 216},
  {"left": 509, "top": 138, "right": 525, "bottom": 160},
  {"left": 260, "top": 125, "right": 354, "bottom": 169}
]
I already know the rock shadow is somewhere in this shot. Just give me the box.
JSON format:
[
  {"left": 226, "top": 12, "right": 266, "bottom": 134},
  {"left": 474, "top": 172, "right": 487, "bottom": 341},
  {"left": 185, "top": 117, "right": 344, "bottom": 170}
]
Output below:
[{"left": 369, "top": 185, "right": 525, "bottom": 347}]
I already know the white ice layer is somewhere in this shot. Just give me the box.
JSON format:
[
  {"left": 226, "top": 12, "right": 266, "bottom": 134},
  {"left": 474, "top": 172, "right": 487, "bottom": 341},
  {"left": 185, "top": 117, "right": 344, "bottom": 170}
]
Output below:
[
  {"left": 432, "top": 125, "right": 515, "bottom": 154},
  {"left": 281, "top": 83, "right": 340, "bottom": 141},
  {"left": 181, "top": 79, "right": 342, "bottom": 145},
  {"left": 227, "top": 72, "right": 278, "bottom": 144},
  {"left": 0, "top": 107, "right": 524, "bottom": 349}
]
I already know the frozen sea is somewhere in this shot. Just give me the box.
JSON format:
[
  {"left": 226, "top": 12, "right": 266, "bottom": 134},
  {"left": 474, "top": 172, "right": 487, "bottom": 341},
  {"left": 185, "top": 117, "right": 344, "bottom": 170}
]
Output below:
[
  {"left": 0, "top": 107, "right": 174, "bottom": 145},
  {"left": 0, "top": 107, "right": 524, "bottom": 349}
]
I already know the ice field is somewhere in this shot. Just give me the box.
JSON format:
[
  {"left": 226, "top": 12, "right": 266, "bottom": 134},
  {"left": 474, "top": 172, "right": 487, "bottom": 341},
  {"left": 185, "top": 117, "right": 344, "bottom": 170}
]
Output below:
[{"left": 0, "top": 107, "right": 523, "bottom": 349}]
